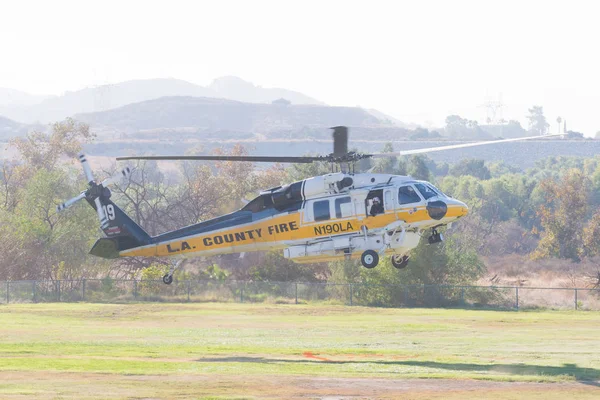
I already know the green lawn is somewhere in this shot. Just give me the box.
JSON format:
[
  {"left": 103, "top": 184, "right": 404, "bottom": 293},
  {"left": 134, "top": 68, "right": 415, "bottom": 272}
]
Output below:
[{"left": 0, "top": 303, "right": 599, "bottom": 399}]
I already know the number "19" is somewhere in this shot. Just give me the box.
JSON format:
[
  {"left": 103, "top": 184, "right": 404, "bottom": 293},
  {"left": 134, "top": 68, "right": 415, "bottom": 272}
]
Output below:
[{"left": 103, "top": 204, "right": 116, "bottom": 221}]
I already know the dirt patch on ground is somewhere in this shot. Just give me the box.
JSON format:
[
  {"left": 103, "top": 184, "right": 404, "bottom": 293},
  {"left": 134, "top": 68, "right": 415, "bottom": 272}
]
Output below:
[{"left": 0, "top": 371, "right": 598, "bottom": 400}]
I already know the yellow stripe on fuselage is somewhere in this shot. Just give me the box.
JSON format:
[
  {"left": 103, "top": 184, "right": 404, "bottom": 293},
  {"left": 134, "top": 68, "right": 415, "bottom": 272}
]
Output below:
[{"left": 119, "top": 205, "right": 466, "bottom": 258}]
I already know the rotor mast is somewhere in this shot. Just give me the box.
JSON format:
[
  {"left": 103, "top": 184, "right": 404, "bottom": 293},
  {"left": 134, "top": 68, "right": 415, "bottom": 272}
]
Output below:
[{"left": 331, "top": 126, "right": 350, "bottom": 173}]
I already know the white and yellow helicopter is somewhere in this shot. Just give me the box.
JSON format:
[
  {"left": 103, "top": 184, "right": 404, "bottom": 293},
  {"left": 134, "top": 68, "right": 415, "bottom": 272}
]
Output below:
[{"left": 57, "top": 127, "right": 559, "bottom": 284}]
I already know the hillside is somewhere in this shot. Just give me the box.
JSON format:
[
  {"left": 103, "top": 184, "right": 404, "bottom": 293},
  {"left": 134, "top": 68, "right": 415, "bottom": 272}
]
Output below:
[
  {"left": 0, "top": 87, "right": 50, "bottom": 107},
  {"left": 208, "top": 76, "right": 323, "bottom": 105},
  {"left": 75, "top": 96, "right": 411, "bottom": 140},
  {"left": 0, "top": 77, "right": 325, "bottom": 124},
  {"left": 0, "top": 115, "right": 28, "bottom": 140}
]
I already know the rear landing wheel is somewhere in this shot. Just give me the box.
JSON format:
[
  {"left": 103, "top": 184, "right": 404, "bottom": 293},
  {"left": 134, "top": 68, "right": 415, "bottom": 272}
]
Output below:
[
  {"left": 391, "top": 254, "right": 409, "bottom": 269},
  {"left": 361, "top": 250, "right": 379, "bottom": 269},
  {"left": 162, "top": 274, "right": 173, "bottom": 285}
]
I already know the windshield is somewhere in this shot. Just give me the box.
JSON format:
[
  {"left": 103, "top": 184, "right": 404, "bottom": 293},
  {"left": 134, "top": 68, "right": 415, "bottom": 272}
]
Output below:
[{"left": 415, "top": 183, "right": 441, "bottom": 200}]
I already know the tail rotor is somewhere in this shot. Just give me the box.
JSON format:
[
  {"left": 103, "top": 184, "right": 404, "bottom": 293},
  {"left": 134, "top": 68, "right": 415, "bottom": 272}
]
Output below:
[
  {"left": 57, "top": 192, "right": 86, "bottom": 212},
  {"left": 56, "top": 154, "right": 131, "bottom": 230},
  {"left": 101, "top": 167, "right": 131, "bottom": 187},
  {"left": 78, "top": 153, "right": 95, "bottom": 184}
]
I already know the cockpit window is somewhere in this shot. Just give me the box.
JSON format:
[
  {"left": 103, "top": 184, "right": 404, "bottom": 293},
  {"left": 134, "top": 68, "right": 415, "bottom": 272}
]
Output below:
[
  {"left": 398, "top": 185, "right": 422, "bottom": 204},
  {"left": 415, "top": 183, "right": 440, "bottom": 200},
  {"left": 242, "top": 196, "right": 265, "bottom": 212},
  {"left": 242, "top": 194, "right": 272, "bottom": 212}
]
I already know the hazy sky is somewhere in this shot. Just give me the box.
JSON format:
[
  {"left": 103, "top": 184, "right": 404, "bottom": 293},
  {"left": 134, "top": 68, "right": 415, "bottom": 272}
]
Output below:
[{"left": 1, "top": 0, "right": 598, "bottom": 134}]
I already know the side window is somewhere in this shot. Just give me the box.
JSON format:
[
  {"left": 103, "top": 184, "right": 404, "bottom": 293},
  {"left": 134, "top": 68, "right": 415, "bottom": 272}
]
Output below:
[
  {"left": 313, "top": 200, "right": 331, "bottom": 221},
  {"left": 366, "top": 189, "right": 384, "bottom": 216},
  {"left": 335, "top": 197, "right": 352, "bottom": 218},
  {"left": 398, "top": 185, "right": 421, "bottom": 205}
]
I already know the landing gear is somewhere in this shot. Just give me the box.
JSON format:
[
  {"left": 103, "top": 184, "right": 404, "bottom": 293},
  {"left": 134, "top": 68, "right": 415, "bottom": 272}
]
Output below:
[
  {"left": 162, "top": 259, "right": 184, "bottom": 285},
  {"left": 428, "top": 229, "right": 443, "bottom": 245},
  {"left": 391, "top": 254, "right": 410, "bottom": 269},
  {"left": 361, "top": 250, "right": 379, "bottom": 269}
]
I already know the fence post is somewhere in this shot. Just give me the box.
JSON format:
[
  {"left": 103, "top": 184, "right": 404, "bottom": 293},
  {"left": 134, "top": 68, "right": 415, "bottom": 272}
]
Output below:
[
  {"left": 133, "top": 280, "right": 138, "bottom": 299},
  {"left": 82, "top": 279, "right": 86, "bottom": 302},
  {"left": 460, "top": 287, "right": 465, "bottom": 306},
  {"left": 295, "top": 282, "right": 298, "bottom": 305},
  {"left": 57, "top": 280, "right": 61, "bottom": 302},
  {"left": 240, "top": 285, "right": 244, "bottom": 303},
  {"left": 33, "top": 281, "right": 37, "bottom": 303},
  {"left": 187, "top": 280, "right": 191, "bottom": 302},
  {"left": 575, "top": 289, "right": 578, "bottom": 310},
  {"left": 349, "top": 284, "right": 353, "bottom": 306},
  {"left": 515, "top": 287, "right": 519, "bottom": 311},
  {"left": 6, "top": 281, "right": 9, "bottom": 304}
]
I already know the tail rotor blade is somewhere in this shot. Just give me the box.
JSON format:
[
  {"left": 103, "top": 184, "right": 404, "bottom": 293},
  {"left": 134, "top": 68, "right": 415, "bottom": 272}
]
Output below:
[
  {"left": 94, "top": 197, "right": 109, "bottom": 229},
  {"left": 56, "top": 192, "right": 86, "bottom": 212},
  {"left": 101, "top": 167, "right": 131, "bottom": 187},
  {"left": 78, "top": 153, "right": 95, "bottom": 184}
]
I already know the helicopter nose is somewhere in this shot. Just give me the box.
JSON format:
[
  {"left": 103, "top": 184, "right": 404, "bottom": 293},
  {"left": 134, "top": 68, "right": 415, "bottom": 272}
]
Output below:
[{"left": 456, "top": 200, "right": 469, "bottom": 218}]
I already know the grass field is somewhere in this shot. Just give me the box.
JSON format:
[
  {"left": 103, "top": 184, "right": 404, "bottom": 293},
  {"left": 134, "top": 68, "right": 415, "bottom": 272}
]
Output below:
[{"left": 0, "top": 303, "right": 599, "bottom": 399}]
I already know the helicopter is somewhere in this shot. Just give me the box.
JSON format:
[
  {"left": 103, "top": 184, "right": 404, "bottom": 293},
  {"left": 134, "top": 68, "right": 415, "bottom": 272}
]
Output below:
[{"left": 57, "top": 127, "right": 560, "bottom": 284}]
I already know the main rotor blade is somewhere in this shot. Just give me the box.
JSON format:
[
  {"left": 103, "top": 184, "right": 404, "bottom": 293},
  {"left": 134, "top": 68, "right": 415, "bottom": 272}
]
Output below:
[
  {"left": 78, "top": 153, "right": 95, "bottom": 184},
  {"left": 370, "top": 133, "right": 564, "bottom": 158},
  {"left": 115, "top": 155, "right": 325, "bottom": 163},
  {"left": 56, "top": 192, "right": 86, "bottom": 212}
]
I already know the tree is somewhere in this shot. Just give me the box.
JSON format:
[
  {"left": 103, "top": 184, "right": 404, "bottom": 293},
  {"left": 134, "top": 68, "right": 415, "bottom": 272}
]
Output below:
[
  {"left": 271, "top": 98, "right": 291, "bottom": 106},
  {"left": 11, "top": 118, "right": 93, "bottom": 171},
  {"left": 0, "top": 168, "right": 100, "bottom": 280},
  {"left": 581, "top": 211, "right": 600, "bottom": 258},
  {"left": 286, "top": 159, "right": 331, "bottom": 182},
  {"left": 566, "top": 130, "right": 585, "bottom": 139},
  {"left": 488, "top": 161, "right": 522, "bottom": 178},
  {"left": 527, "top": 106, "right": 550, "bottom": 135},
  {"left": 0, "top": 119, "right": 105, "bottom": 280},
  {"left": 371, "top": 143, "right": 396, "bottom": 174},
  {"left": 449, "top": 159, "right": 491, "bottom": 180},
  {"left": 213, "top": 144, "right": 258, "bottom": 210},
  {"left": 328, "top": 231, "right": 485, "bottom": 307},
  {"left": 407, "top": 155, "right": 431, "bottom": 181},
  {"left": 410, "top": 128, "right": 442, "bottom": 140},
  {"left": 444, "top": 115, "right": 489, "bottom": 140},
  {"left": 532, "top": 169, "right": 590, "bottom": 261}
]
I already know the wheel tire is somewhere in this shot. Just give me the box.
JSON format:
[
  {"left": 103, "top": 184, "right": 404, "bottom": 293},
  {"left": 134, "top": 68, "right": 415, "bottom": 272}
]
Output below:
[
  {"left": 391, "top": 255, "right": 409, "bottom": 270},
  {"left": 162, "top": 274, "right": 173, "bottom": 285},
  {"left": 361, "top": 250, "right": 379, "bottom": 269}
]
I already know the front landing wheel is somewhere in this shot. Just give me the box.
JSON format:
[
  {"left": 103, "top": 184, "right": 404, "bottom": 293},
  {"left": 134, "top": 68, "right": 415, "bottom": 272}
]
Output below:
[
  {"left": 361, "top": 250, "right": 379, "bottom": 269},
  {"left": 391, "top": 254, "right": 409, "bottom": 270},
  {"left": 163, "top": 274, "right": 173, "bottom": 285}
]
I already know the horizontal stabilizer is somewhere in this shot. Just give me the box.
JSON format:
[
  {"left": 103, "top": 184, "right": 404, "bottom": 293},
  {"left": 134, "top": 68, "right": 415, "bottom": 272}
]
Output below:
[{"left": 89, "top": 238, "right": 120, "bottom": 259}]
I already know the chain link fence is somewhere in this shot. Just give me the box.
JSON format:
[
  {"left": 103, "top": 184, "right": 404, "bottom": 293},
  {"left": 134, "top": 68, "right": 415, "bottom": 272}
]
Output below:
[{"left": 0, "top": 279, "right": 598, "bottom": 310}]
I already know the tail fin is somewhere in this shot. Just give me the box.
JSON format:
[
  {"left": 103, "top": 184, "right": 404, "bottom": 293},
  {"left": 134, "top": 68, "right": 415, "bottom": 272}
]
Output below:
[{"left": 88, "top": 198, "right": 152, "bottom": 259}]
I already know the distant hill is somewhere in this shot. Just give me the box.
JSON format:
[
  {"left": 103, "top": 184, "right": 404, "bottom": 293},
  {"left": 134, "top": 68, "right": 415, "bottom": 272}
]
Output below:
[
  {"left": 365, "top": 108, "right": 419, "bottom": 129},
  {"left": 0, "top": 88, "right": 50, "bottom": 107},
  {"left": 209, "top": 76, "right": 323, "bottom": 105},
  {"left": 0, "top": 77, "right": 325, "bottom": 124},
  {"left": 0, "top": 115, "right": 29, "bottom": 140},
  {"left": 75, "top": 96, "right": 413, "bottom": 141}
]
